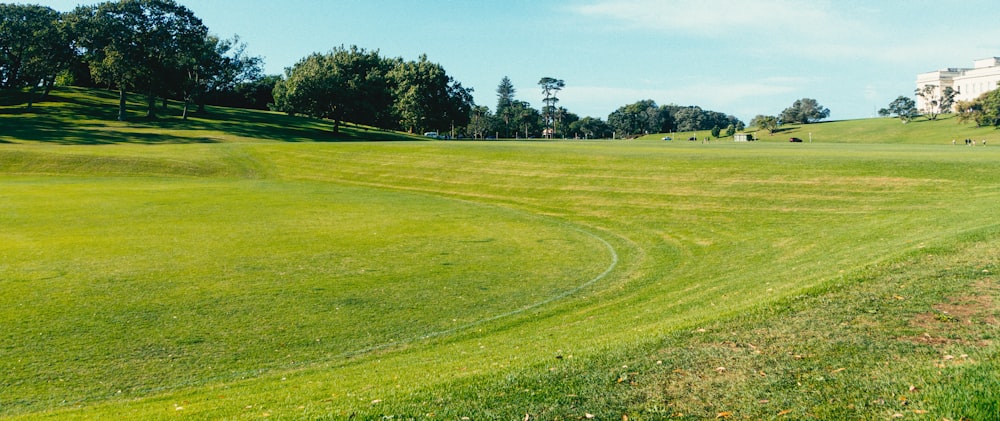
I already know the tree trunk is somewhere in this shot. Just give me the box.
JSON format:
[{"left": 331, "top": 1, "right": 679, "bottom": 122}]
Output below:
[
  {"left": 182, "top": 96, "right": 189, "bottom": 120},
  {"left": 145, "top": 89, "right": 156, "bottom": 119},
  {"left": 26, "top": 83, "right": 38, "bottom": 112},
  {"left": 118, "top": 88, "right": 128, "bottom": 121},
  {"left": 42, "top": 75, "right": 55, "bottom": 97}
]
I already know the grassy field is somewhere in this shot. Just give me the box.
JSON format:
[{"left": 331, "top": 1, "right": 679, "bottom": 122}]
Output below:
[{"left": 1, "top": 88, "right": 999, "bottom": 420}]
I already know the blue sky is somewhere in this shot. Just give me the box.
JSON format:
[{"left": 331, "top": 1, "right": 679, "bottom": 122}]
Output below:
[{"left": 30, "top": 0, "right": 1000, "bottom": 122}]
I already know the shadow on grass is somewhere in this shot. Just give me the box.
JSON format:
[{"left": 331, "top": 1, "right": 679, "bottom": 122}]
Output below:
[{"left": 0, "top": 86, "right": 422, "bottom": 145}]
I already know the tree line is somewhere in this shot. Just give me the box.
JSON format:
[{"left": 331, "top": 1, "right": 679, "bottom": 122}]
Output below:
[
  {"left": 3, "top": 0, "right": 760, "bottom": 139},
  {"left": 2, "top": 0, "right": 273, "bottom": 118},
  {"left": 879, "top": 84, "right": 1000, "bottom": 128},
  {"left": 473, "top": 79, "right": 746, "bottom": 140},
  {"left": 272, "top": 48, "right": 474, "bottom": 135}
]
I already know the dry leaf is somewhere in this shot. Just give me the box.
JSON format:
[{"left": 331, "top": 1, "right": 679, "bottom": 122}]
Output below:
[
  {"left": 778, "top": 409, "right": 792, "bottom": 416},
  {"left": 716, "top": 411, "right": 733, "bottom": 418}
]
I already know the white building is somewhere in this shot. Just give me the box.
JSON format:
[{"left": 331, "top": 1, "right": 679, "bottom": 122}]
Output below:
[{"left": 915, "top": 57, "right": 1000, "bottom": 112}]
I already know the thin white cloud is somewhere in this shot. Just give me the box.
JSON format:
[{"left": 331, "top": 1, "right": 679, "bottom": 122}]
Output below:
[
  {"left": 573, "top": 0, "right": 855, "bottom": 37},
  {"left": 571, "top": 0, "right": 1000, "bottom": 66}
]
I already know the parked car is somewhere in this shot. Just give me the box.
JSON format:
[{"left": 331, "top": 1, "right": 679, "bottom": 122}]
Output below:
[
  {"left": 662, "top": 136, "right": 672, "bottom": 141},
  {"left": 424, "top": 131, "right": 441, "bottom": 139},
  {"left": 688, "top": 136, "right": 697, "bottom": 141},
  {"left": 789, "top": 137, "right": 803, "bottom": 142}
]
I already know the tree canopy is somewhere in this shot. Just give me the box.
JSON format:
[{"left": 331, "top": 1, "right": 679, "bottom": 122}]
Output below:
[
  {"left": 0, "top": 3, "right": 73, "bottom": 108},
  {"left": 272, "top": 46, "right": 393, "bottom": 133},
  {"left": 779, "top": 98, "right": 830, "bottom": 124},
  {"left": 955, "top": 89, "right": 1000, "bottom": 127},
  {"left": 72, "top": 0, "right": 209, "bottom": 120},
  {"left": 879, "top": 96, "right": 917, "bottom": 123},
  {"left": 271, "top": 48, "right": 473, "bottom": 135},
  {"left": 750, "top": 115, "right": 779, "bottom": 134},
  {"left": 3, "top": 1, "right": 757, "bottom": 138},
  {"left": 538, "top": 77, "right": 564, "bottom": 138},
  {"left": 915, "top": 84, "right": 956, "bottom": 121}
]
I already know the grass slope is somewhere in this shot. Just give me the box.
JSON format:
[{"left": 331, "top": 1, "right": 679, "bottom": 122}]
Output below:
[
  {"left": 641, "top": 114, "right": 999, "bottom": 145},
  {"left": 1, "top": 88, "right": 999, "bottom": 420}
]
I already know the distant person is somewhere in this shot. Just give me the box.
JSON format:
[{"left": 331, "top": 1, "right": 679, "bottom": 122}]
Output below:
[{"left": 953, "top": 139, "right": 956, "bottom": 145}]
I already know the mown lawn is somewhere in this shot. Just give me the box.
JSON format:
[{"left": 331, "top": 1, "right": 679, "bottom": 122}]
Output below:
[{"left": 1, "top": 89, "right": 998, "bottom": 420}]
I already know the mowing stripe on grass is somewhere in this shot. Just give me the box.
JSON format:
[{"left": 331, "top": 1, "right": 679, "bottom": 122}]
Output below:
[{"left": 334, "top": 212, "right": 621, "bottom": 359}]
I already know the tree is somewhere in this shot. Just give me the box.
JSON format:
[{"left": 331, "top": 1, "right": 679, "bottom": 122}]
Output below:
[
  {"left": 915, "top": 84, "right": 956, "bottom": 120},
  {"left": 466, "top": 105, "right": 494, "bottom": 139},
  {"left": 750, "top": 115, "right": 779, "bottom": 134},
  {"left": 192, "top": 34, "right": 263, "bottom": 114},
  {"left": 607, "top": 100, "right": 673, "bottom": 137},
  {"left": 272, "top": 46, "right": 392, "bottom": 134},
  {"left": 73, "top": 0, "right": 208, "bottom": 121},
  {"left": 232, "top": 74, "right": 280, "bottom": 110},
  {"left": 495, "top": 76, "right": 516, "bottom": 136},
  {"left": 568, "top": 116, "right": 611, "bottom": 139},
  {"left": 881, "top": 95, "right": 917, "bottom": 123},
  {"left": 0, "top": 4, "right": 73, "bottom": 109},
  {"left": 389, "top": 54, "right": 473, "bottom": 134},
  {"left": 955, "top": 89, "right": 1000, "bottom": 127},
  {"left": 507, "top": 100, "right": 541, "bottom": 138},
  {"left": 672, "top": 106, "right": 705, "bottom": 132},
  {"left": 538, "top": 77, "right": 564, "bottom": 138},
  {"left": 779, "top": 98, "right": 830, "bottom": 124}
]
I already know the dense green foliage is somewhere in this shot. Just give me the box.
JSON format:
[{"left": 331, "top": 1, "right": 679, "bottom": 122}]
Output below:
[
  {"left": 956, "top": 88, "right": 1000, "bottom": 128},
  {"left": 880, "top": 95, "right": 918, "bottom": 123},
  {"left": 0, "top": 3, "right": 72, "bottom": 108},
  {"left": 1, "top": 0, "right": 268, "bottom": 116},
  {"left": 3, "top": 87, "right": 999, "bottom": 420},
  {"left": 779, "top": 97, "right": 831, "bottom": 124}
]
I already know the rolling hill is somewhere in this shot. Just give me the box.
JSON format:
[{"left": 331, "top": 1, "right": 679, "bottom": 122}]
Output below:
[{"left": 2, "top": 88, "right": 999, "bottom": 420}]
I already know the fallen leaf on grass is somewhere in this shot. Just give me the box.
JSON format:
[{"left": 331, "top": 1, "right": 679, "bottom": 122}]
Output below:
[
  {"left": 716, "top": 411, "right": 733, "bottom": 418},
  {"left": 778, "top": 409, "right": 792, "bottom": 416}
]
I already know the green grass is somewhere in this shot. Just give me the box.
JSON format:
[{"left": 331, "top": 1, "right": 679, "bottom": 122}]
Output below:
[
  {"left": 641, "top": 113, "right": 999, "bottom": 145},
  {"left": 1, "top": 88, "right": 999, "bottom": 420}
]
